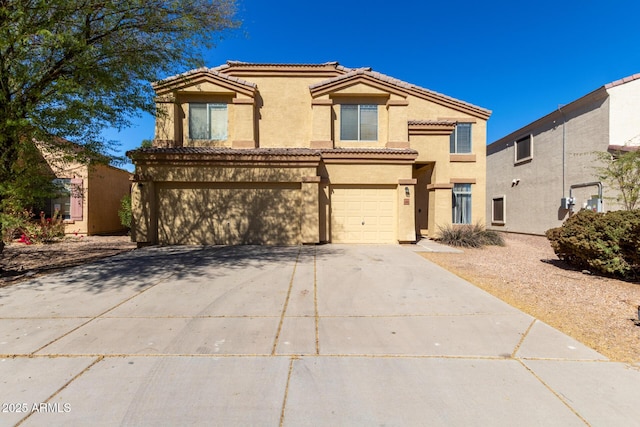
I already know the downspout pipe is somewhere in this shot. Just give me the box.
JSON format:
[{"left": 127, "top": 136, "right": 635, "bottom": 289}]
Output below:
[{"left": 558, "top": 105, "right": 566, "bottom": 198}]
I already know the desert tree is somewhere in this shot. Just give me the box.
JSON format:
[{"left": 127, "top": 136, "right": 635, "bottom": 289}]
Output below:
[
  {"left": 0, "top": 0, "right": 238, "bottom": 249},
  {"left": 594, "top": 148, "right": 640, "bottom": 211}
]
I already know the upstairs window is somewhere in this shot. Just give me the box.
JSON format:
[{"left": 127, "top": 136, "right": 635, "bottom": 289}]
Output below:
[
  {"left": 189, "top": 103, "right": 228, "bottom": 140},
  {"left": 340, "top": 104, "right": 378, "bottom": 141},
  {"left": 452, "top": 183, "right": 472, "bottom": 224},
  {"left": 515, "top": 135, "right": 533, "bottom": 163},
  {"left": 450, "top": 123, "right": 472, "bottom": 153}
]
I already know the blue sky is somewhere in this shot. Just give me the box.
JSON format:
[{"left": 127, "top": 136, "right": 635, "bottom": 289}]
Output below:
[{"left": 107, "top": 0, "right": 640, "bottom": 171}]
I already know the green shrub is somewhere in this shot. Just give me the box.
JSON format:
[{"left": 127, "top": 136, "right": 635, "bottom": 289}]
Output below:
[
  {"left": 437, "top": 222, "right": 505, "bottom": 248},
  {"left": 118, "top": 194, "right": 132, "bottom": 229},
  {"left": 546, "top": 209, "right": 640, "bottom": 279}
]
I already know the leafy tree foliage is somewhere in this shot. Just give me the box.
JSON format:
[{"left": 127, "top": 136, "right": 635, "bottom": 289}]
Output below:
[
  {"left": 594, "top": 149, "right": 640, "bottom": 211},
  {"left": 0, "top": 0, "right": 238, "bottom": 249}
]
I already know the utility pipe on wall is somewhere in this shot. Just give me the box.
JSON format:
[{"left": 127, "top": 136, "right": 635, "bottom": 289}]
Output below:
[{"left": 568, "top": 181, "right": 603, "bottom": 213}]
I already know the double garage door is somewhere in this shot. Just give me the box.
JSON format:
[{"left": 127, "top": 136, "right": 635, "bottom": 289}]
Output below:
[
  {"left": 331, "top": 185, "right": 396, "bottom": 243},
  {"left": 157, "top": 183, "right": 301, "bottom": 245},
  {"left": 156, "top": 183, "right": 397, "bottom": 245}
]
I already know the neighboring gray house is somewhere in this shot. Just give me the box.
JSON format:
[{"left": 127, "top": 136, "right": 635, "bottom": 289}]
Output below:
[{"left": 486, "top": 74, "right": 640, "bottom": 235}]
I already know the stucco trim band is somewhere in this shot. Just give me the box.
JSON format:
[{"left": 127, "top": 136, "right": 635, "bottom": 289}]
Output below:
[
  {"left": 427, "top": 183, "right": 454, "bottom": 190},
  {"left": 449, "top": 154, "right": 477, "bottom": 162}
]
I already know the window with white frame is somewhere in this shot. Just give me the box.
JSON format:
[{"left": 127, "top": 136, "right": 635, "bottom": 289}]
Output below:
[
  {"left": 450, "top": 123, "right": 472, "bottom": 153},
  {"left": 44, "top": 178, "right": 83, "bottom": 221},
  {"left": 515, "top": 134, "right": 532, "bottom": 163},
  {"left": 189, "top": 103, "right": 228, "bottom": 140},
  {"left": 492, "top": 196, "right": 505, "bottom": 224},
  {"left": 49, "top": 178, "right": 72, "bottom": 220},
  {"left": 452, "top": 183, "right": 472, "bottom": 224},
  {"left": 340, "top": 104, "right": 378, "bottom": 141}
]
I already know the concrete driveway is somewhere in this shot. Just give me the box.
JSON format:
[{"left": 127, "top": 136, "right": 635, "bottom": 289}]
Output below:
[{"left": 0, "top": 244, "right": 638, "bottom": 426}]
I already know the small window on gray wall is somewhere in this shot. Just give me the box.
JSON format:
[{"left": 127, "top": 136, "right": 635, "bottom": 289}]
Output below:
[
  {"left": 492, "top": 196, "right": 505, "bottom": 224},
  {"left": 515, "top": 135, "right": 532, "bottom": 163}
]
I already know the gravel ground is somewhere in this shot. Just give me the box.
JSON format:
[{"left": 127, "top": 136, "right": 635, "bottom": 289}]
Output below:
[
  {"left": 0, "top": 235, "right": 137, "bottom": 285},
  {"left": 421, "top": 233, "right": 640, "bottom": 363},
  {"left": 2, "top": 234, "right": 639, "bottom": 362}
]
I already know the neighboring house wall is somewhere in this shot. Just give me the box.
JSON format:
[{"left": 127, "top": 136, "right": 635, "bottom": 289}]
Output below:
[
  {"left": 486, "top": 76, "right": 640, "bottom": 235},
  {"left": 41, "top": 146, "right": 131, "bottom": 235},
  {"left": 87, "top": 165, "right": 132, "bottom": 235},
  {"left": 131, "top": 62, "right": 490, "bottom": 245}
]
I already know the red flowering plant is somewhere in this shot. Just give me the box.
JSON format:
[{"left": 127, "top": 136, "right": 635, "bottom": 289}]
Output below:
[
  {"left": 8, "top": 209, "right": 66, "bottom": 245},
  {"left": 33, "top": 210, "right": 65, "bottom": 243}
]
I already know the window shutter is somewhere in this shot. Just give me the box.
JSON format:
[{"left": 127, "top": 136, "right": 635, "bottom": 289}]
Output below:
[{"left": 70, "top": 178, "right": 83, "bottom": 221}]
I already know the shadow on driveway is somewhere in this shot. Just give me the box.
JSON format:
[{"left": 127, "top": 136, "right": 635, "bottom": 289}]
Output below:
[{"left": 0, "top": 245, "right": 345, "bottom": 296}]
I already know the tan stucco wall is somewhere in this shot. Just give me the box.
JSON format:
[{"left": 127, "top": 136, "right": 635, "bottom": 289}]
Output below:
[
  {"left": 407, "top": 99, "right": 488, "bottom": 236},
  {"left": 87, "top": 164, "right": 132, "bottom": 235},
  {"left": 323, "top": 163, "right": 409, "bottom": 184},
  {"left": 322, "top": 162, "right": 416, "bottom": 242}
]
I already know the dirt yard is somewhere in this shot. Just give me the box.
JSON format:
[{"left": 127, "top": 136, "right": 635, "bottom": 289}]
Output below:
[
  {"left": 1, "top": 233, "right": 639, "bottom": 363},
  {"left": 421, "top": 233, "right": 640, "bottom": 364},
  {"left": 0, "top": 235, "right": 137, "bottom": 284}
]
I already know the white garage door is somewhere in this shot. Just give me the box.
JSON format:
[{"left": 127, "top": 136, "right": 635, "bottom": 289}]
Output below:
[
  {"left": 157, "top": 183, "right": 301, "bottom": 245},
  {"left": 331, "top": 185, "right": 396, "bottom": 243}
]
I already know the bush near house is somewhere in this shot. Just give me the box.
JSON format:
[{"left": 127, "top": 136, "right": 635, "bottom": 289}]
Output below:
[
  {"left": 118, "top": 194, "right": 132, "bottom": 230},
  {"left": 1, "top": 209, "right": 65, "bottom": 245},
  {"left": 437, "top": 222, "right": 505, "bottom": 248},
  {"left": 546, "top": 209, "right": 640, "bottom": 279}
]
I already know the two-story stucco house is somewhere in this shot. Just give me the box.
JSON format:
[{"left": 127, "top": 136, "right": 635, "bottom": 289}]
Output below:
[
  {"left": 486, "top": 74, "right": 640, "bottom": 236},
  {"left": 127, "top": 61, "right": 491, "bottom": 245}
]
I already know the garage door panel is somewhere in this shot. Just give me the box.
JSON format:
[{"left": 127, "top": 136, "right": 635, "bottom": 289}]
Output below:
[
  {"left": 158, "top": 184, "right": 301, "bottom": 245},
  {"left": 331, "top": 185, "right": 396, "bottom": 243}
]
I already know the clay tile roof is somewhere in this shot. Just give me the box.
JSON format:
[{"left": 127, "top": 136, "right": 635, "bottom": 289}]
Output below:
[
  {"left": 319, "top": 148, "right": 418, "bottom": 155},
  {"left": 126, "top": 146, "right": 420, "bottom": 160},
  {"left": 130, "top": 147, "right": 321, "bottom": 156},
  {"left": 309, "top": 69, "right": 490, "bottom": 117},
  {"left": 607, "top": 144, "right": 640, "bottom": 152},
  {"left": 152, "top": 67, "right": 257, "bottom": 89},
  {"left": 604, "top": 73, "right": 640, "bottom": 89},
  {"left": 226, "top": 60, "right": 339, "bottom": 67},
  {"left": 408, "top": 120, "right": 456, "bottom": 126}
]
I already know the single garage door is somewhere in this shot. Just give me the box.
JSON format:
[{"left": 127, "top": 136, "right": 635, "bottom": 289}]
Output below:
[
  {"left": 331, "top": 185, "right": 396, "bottom": 243},
  {"left": 157, "top": 183, "right": 301, "bottom": 245}
]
